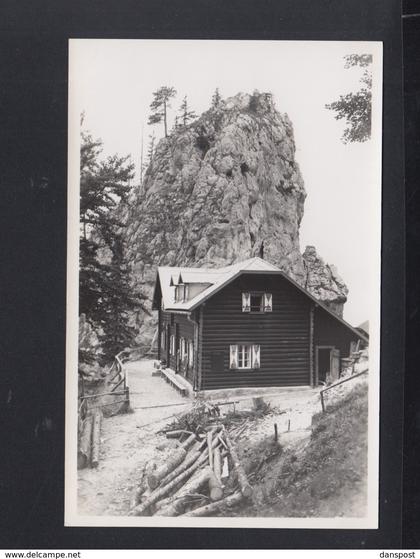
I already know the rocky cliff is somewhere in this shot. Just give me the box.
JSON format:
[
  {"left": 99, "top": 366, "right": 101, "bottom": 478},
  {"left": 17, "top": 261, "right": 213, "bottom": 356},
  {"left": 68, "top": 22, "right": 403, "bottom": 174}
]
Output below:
[{"left": 123, "top": 91, "right": 348, "bottom": 343}]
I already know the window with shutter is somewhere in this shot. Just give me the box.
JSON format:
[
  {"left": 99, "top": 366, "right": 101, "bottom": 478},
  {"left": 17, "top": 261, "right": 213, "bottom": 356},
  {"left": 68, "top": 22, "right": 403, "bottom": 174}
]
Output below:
[
  {"left": 230, "top": 344, "right": 257, "bottom": 369},
  {"left": 252, "top": 344, "right": 261, "bottom": 368},
  {"left": 229, "top": 345, "right": 238, "bottom": 369},
  {"left": 242, "top": 292, "right": 251, "bottom": 312},
  {"left": 170, "top": 335, "right": 175, "bottom": 355},
  {"left": 264, "top": 293, "right": 272, "bottom": 312},
  {"left": 188, "top": 341, "right": 194, "bottom": 367}
]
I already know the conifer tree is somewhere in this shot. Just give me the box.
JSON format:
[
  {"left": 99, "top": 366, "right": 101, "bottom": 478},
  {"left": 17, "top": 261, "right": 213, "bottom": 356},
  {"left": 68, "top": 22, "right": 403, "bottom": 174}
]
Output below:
[
  {"left": 178, "top": 95, "right": 197, "bottom": 126},
  {"left": 79, "top": 131, "right": 146, "bottom": 364},
  {"left": 148, "top": 86, "right": 177, "bottom": 137},
  {"left": 211, "top": 88, "right": 222, "bottom": 109}
]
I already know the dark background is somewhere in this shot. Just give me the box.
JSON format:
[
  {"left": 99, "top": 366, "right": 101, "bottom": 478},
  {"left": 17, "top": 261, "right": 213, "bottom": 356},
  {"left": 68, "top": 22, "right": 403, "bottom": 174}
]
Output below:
[
  {"left": 0, "top": 0, "right": 406, "bottom": 549},
  {"left": 402, "top": 0, "right": 420, "bottom": 549}
]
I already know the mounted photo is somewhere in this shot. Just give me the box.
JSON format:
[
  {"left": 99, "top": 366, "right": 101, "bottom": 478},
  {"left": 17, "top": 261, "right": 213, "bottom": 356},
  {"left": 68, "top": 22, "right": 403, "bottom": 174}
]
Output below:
[{"left": 66, "top": 39, "right": 382, "bottom": 528}]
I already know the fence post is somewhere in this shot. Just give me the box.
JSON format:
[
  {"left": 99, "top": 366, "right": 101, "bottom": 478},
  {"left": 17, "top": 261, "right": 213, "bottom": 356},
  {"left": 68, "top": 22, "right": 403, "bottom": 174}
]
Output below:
[{"left": 320, "top": 391, "right": 325, "bottom": 412}]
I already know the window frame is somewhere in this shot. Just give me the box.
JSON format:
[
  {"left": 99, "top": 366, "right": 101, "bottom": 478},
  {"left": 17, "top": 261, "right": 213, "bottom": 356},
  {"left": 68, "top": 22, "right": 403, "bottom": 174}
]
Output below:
[
  {"left": 170, "top": 334, "right": 176, "bottom": 355},
  {"left": 230, "top": 343, "right": 261, "bottom": 370},
  {"left": 242, "top": 291, "right": 272, "bottom": 313},
  {"left": 237, "top": 344, "right": 252, "bottom": 369}
]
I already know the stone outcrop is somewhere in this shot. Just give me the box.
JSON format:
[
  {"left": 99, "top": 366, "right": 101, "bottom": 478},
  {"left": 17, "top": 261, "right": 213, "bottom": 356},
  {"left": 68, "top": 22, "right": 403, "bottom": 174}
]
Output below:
[
  {"left": 302, "top": 246, "right": 348, "bottom": 317},
  {"left": 122, "top": 91, "right": 348, "bottom": 341}
]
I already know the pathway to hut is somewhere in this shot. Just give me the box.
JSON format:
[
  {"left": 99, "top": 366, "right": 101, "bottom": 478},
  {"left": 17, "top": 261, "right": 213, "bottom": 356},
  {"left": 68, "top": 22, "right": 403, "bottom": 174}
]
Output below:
[{"left": 77, "top": 358, "right": 191, "bottom": 516}]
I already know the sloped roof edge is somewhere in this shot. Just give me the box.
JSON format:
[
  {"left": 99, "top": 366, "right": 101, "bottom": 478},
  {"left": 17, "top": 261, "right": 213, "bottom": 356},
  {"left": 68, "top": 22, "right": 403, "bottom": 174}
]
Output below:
[{"left": 162, "top": 267, "right": 368, "bottom": 343}]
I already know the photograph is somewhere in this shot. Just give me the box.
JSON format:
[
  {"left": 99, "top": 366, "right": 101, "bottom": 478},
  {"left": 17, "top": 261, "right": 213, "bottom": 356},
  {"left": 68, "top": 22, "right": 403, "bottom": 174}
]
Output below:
[{"left": 66, "top": 39, "right": 382, "bottom": 528}]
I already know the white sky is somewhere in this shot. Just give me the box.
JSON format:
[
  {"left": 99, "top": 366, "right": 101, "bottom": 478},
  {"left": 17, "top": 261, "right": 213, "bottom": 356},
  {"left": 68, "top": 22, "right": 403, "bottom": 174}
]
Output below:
[{"left": 69, "top": 40, "right": 382, "bottom": 326}]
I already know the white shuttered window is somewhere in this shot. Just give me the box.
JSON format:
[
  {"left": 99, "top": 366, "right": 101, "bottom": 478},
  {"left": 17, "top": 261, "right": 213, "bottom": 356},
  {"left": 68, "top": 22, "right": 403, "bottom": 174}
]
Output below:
[{"left": 230, "top": 344, "right": 261, "bottom": 370}]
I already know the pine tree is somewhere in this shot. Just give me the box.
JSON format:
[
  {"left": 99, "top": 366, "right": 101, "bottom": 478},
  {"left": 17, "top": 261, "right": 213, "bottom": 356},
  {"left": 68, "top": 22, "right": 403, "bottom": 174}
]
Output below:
[
  {"left": 178, "top": 95, "right": 197, "bottom": 126},
  {"left": 211, "top": 88, "right": 222, "bottom": 109},
  {"left": 148, "top": 86, "right": 177, "bottom": 137},
  {"left": 79, "top": 131, "right": 146, "bottom": 365},
  {"left": 147, "top": 132, "right": 156, "bottom": 165}
]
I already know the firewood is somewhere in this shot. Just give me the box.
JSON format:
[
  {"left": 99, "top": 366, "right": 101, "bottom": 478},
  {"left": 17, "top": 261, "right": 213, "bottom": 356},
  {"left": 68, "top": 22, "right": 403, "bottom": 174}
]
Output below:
[
  {"left": 221, "top": 456, "right": 229, "bottom": 479},
  {"left": 213, "top": 447, "right": 222, "bottom": 482},
  {"left": 224, "top": 432, "right": 253, "bottom": 498},
  {"left": 208, "top": 469, "right": 223, "bottom": 501},
  {"left": 129, "top": 450, "right": 210, "bottom": 516},
  {"left": 147, "top": 447, "right": 188, "bottom": 489},
  {"left": 159, "top": 443, "right": 202, "bottom": 487},
  {"left": 78, "top": 415, "right": 93, "bottom": 469},
  {"left": 182, "top": 490, "right": 243, "bottom": 517},
  {"left": 130, "top": 461, "right": 150, "bottom": 509},
  {"left": 156, "top": 467, "right": 212, "bottom": 516},
  {"left": 180, "top": 433, "right": 196, "bottom": 450},
  {"left": 91, "top": 410, "right": 102, "bottom": 468},
  {"left": 207, "top": 431, "right": 213, "bottom": 468},
  {"left": 165, "top": 429, "right": 194, "bottom": 439}
]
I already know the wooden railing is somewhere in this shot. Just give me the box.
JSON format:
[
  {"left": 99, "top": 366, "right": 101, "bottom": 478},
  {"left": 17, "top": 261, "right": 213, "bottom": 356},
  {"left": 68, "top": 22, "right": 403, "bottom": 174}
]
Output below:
[
  {"left": 320, "top": 368, "right": 368, "bottom": 412},
  {"left": 79, "top": 350, "right": 130, "bottom": 414}
]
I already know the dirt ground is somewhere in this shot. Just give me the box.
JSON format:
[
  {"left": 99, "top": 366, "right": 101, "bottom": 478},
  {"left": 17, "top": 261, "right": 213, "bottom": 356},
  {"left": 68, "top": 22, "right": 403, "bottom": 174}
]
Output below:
[
  {"left": 78, "top": 359, "right": 191, "bottom": 516},
  {"left": 78, "top": 358, "right": 368, "bottom": 518}
]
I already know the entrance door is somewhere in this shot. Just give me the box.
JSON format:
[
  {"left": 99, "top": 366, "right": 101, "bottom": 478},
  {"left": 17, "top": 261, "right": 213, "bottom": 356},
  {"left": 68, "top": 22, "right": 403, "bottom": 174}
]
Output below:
[{"left": 330, "top": 349, "right": 340, "bottom": 381}]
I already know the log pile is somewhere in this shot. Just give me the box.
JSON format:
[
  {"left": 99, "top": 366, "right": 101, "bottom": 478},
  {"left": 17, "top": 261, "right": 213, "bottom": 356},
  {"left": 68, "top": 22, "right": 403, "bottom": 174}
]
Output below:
[
  {"left": 128, "top": 425, "right": 253, "bottom": 517},
  {"left": 77, "top": 410, "right": 102, "bottom": 469}
]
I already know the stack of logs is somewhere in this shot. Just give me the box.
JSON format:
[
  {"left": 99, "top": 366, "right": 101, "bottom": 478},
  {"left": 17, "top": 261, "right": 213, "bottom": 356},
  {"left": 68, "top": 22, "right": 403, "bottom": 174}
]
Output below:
[
  {"left": 78, "top": 410, "right": 102, "bottom": 469},
  {"left": 129, "top": 425, "right": 253, "bottom": 517}
]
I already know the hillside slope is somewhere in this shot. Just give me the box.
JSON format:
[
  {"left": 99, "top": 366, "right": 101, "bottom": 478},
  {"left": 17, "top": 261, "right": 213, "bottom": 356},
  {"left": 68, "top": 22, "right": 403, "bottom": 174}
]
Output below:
[{"left": 269, "top": 382, "right": 368, "bottom": 517}]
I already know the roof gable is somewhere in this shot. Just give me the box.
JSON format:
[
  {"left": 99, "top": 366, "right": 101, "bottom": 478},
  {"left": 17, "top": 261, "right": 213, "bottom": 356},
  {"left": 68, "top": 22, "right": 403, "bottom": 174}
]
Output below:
[{"left": 153, "top": 257, "right": 368, "bottom": 343}]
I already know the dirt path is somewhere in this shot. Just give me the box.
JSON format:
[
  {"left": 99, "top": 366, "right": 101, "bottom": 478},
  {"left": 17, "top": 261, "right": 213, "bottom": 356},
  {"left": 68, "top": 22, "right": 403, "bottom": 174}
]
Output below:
[{"left": 78, "top": 359, "right": 191, "bottom": 516}]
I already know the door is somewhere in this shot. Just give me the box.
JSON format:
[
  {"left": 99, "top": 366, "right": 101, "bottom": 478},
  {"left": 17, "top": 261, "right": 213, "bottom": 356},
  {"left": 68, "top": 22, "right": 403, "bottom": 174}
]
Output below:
[{"left": 330, "top": 349, "right": 340, "bottom": 381}]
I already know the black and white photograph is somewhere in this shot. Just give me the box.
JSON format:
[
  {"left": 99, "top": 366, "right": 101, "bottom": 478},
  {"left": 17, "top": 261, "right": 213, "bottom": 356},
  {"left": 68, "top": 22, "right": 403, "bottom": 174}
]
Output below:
[{"left": 66, "top": 39, "right": 382, "bottom": 528}]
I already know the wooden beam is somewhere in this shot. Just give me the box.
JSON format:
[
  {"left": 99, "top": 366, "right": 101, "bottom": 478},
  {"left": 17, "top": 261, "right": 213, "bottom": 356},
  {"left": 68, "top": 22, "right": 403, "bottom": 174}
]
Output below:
[{"left": 309, "top": 303, "right": 315, "bottom": 387}]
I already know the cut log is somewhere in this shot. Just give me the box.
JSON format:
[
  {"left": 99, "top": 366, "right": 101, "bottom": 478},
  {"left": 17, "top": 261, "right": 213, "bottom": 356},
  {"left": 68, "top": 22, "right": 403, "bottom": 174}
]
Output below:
[
  {"left": 224, "top": 432, "right": 253, "bottom": 498},
  {"left": 180, "top": 433, "right": 196, "bottom": 450},
  {"left": 213, "top": 447, "right": 222, "bottom": 482},
  {"left": 208, "top": 469, "right": 223, "bottom": 501},
  {"left": 130, "top": 461, "right": 150, "bottom": 509},
  {"left": 182, "top": 490, "right": 243, "bottom": 517},
  {"left": 159, "top": 444, "right": 202, "bottom": 487},
  {"left": 156, "top": 467, "right": 212, "bottom": 516},
  {"left": 221, "top": 456, "right": 229, "bottom": 479},
  {"left": 165, "top": 429, "right": 194, "bottom": 439},
  {"left": 78, "top": 415, "right": 93, "bottom": 469},
  {"left": 91, "top": 411, "right": 102, "bottom": 468},
  {"left": 129, "top": 450, "right": 210, "bottom": 516},
  {"left": 207, "top": 431, "right": 213, "bottom": 469},
  {"left": 147, "top": 447, "right": 188, "bottom": 489}
]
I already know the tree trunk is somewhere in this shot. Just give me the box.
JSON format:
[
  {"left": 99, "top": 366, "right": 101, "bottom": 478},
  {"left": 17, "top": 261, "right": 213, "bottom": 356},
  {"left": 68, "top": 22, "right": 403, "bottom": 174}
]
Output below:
[
  {"left": 182, "top": 491, "right": 243, "bottom": 517},
  {"left": 156, "top": 467, "right": 212, "bottom": 516},
  {"left": 213, "top": 447, "right": 222, "bottom": 482},
  {"left": 224, "top": 432, "right": 253, "bottom": 498},
  {"left": 78, "top": 415, "right": 93, "bottom": 469},
  {"left": 148, "top": 433, "right": 196, "bottom": 489},
  {"left": 91, "top": 410, "right": 102, "bottom": 468},
  {"left": 207, "top": 431, "right": 213, "bottom": 469},
  {"left": 147, "top": 447, "right": 188, "bottom": 489},
  {"left": 208, "top": 469, "right": 223, "bottom": 501}
]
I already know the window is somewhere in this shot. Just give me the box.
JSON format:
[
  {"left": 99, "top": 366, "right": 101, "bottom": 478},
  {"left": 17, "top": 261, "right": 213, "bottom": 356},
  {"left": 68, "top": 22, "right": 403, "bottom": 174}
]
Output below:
[
  {"left": 179, "top": 337, "right": 187, "bottom": 360},
  {"left": 229, "top": 344, "right": 260, "bottom": 369},
  {"left": 242, "top": 292, "right": 272, "bottom": 312},
  {"left": 175, "top": 284, "right": 189, "bottom": 303},
  {"left": 170, "top": 334, "right": 175, "bottom": 355},
  {"left": 188, "top": 340, "right": 194, "bottom": 367}
]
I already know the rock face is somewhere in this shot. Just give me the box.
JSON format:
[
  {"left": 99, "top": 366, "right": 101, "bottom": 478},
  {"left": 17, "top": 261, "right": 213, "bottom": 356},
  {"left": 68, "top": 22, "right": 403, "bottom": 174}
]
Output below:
[
  {"left": 123, "top": 92, "right": 348, "bottom": 342},
  {"left": 302, "top": 246, "right": 348, "bottom": 317}
]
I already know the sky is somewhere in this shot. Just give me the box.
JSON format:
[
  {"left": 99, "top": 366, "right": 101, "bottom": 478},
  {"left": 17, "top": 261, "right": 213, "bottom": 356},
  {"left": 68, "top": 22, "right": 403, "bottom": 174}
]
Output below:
[{"left": 69, "top": 40, "right": 382, "bottom": 326}]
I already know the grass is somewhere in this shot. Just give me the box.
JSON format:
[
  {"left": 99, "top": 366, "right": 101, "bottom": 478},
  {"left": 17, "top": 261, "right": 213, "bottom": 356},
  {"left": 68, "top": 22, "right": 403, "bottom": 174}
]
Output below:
[{"left": 268, "top": 381, "right": 369, "bottom": 517}]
